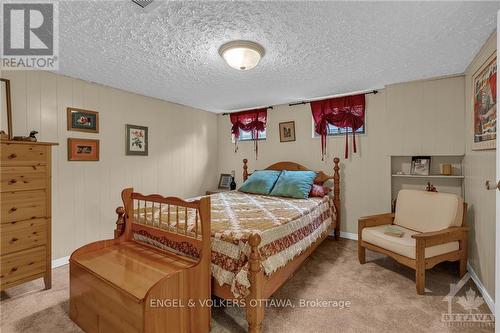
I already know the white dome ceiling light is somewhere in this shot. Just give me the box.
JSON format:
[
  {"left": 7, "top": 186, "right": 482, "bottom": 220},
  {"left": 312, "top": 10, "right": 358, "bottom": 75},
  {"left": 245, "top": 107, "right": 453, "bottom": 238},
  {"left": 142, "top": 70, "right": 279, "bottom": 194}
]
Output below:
[{"left": 219, "top": 40, "right": 265, "bottom": 71}]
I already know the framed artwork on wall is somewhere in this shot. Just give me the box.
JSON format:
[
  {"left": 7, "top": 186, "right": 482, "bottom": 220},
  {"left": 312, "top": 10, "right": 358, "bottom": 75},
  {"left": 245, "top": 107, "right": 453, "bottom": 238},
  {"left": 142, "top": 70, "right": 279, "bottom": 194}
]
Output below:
[
  {"left": 472, "top": 52, "right": 496, "bottom": 150},
  {"left": 126, "top": 124, "right": 148, "bottom": 156},
  {"left": 67, "top": 107, "right": 99, "bottom": 133},
  {"left": 68, "top": 138, "right": 99, "bottom": 161},
  {"left": 279, "top": 121, "right": 296, "bottom": 142}
]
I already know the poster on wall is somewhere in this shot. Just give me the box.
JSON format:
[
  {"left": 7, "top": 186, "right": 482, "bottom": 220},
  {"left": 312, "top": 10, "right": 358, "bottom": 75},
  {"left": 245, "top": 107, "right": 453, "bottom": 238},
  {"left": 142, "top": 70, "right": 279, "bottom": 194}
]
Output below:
[{"left": 472, "top": 52, "right": 496, "bottom": 150}]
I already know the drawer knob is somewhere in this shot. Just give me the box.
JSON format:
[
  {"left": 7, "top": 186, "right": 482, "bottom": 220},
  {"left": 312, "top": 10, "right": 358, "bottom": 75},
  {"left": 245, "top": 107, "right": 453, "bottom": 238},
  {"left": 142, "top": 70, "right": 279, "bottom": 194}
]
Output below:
[
  {"left": 11, "top": 267, "right": 17, "bottom": 272},
  {"left": 8, "top": 153, "right": 17, "bottom": 159},
  {"left": 8, "top": 179, "right": 17, "bottom": 184},
  {"left": 10, "top": 237, "right": 18, "bottom": 243},
  {"left": 9, "top": 207, "right": 17, "bottom": 213}
]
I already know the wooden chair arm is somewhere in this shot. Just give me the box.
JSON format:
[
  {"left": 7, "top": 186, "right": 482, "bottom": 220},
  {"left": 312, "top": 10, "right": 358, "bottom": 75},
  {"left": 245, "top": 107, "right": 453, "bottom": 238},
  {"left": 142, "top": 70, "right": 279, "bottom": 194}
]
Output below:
[
  {"left": 412, "top": 227, "right": 469, "bottom": 247},
  {"left": 358, "top": 213, "right": 395, "bottom": 229}
]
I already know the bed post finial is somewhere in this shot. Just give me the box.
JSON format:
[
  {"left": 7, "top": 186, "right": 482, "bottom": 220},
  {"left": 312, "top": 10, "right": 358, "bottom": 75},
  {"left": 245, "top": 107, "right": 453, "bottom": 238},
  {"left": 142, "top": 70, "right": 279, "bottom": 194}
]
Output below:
[
  {"left": 247, "top": 233, "right": 264, "bottom": 333},
  {"left": 114, "top": 206, "right": 126, "bottom": 239},
  {"left": 243, "top": 158, "right": 249, "bottom": 181},
  {"left": 333, "top": 157, "right": 341, "bottom": 240},
  {"left": 121, "top": 188, "right": 134, "bottom": 240}
]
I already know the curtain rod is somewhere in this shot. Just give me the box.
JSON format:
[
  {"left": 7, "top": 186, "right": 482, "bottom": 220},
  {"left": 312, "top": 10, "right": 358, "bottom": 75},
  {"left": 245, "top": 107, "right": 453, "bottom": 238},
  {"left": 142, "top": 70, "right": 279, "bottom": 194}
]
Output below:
[
  {"left": 220, "top": 89, "right": 379, "bottom": 115},
  {"left": 221, "top": 106, "right": 273, "bottom": 116},
  {"left": 288, "top": 89, "right": 378, "bottom": 107}
]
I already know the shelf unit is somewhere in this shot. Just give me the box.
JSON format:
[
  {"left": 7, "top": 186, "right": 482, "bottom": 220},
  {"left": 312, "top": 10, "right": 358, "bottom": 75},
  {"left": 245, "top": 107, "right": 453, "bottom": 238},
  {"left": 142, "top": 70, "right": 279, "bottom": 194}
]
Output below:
[
  {"left": 390, "top": 155, "right": 465, "bottom": 203},
  {"left": 392, "top": 174, "right": 464, "bottom": 179}
]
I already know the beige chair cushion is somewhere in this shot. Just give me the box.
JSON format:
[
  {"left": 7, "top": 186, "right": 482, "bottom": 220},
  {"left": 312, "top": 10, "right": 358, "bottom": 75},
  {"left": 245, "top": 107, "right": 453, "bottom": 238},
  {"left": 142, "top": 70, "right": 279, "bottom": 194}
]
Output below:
[
  {"left": 361, "top": 224, "right": 459, "bottom": 259},
  {"left": 395, "top": 190, "right": 463, "bottom": 233}
]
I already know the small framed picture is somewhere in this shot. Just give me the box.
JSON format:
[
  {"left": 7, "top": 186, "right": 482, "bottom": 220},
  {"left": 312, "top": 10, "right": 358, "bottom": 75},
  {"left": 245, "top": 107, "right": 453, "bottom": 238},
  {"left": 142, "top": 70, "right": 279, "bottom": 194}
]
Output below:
[
  {"left": 218, "top": 174, "right": 232, "bottom": 189},
  {"left": 67, "top": 107, "right": 99, "bottom": 133},
  {"left": 68, "top": 138, "right": 99, "bottom": 161},
  {"left": 279, "top": 121, "right": 296, "bottom": 142},
  {"left": 411, "top": 156, "right": 431, "bottom": 176},
  {"left": 126, "top": 124, "right": 148, "bottom": 156}
]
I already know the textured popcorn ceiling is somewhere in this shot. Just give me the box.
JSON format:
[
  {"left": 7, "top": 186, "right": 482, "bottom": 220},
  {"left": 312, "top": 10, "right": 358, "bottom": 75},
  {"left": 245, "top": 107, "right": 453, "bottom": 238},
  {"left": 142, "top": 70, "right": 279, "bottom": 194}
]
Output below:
[{"left": 57, "top": 1, "right": 500, "bottom": 113}]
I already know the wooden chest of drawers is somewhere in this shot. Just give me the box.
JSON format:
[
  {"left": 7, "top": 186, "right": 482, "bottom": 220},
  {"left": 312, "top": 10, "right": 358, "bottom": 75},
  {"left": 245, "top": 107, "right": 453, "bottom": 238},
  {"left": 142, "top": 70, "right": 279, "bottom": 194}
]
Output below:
[{"left": 0, "top": 141, "right": 56, "bottom": 291}]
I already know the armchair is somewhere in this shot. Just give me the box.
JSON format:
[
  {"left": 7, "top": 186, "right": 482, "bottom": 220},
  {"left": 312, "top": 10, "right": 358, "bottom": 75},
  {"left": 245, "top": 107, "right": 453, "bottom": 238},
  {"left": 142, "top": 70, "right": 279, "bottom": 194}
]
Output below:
[{"left": 358, "top": 190, "right": 468, "bottom": 295}]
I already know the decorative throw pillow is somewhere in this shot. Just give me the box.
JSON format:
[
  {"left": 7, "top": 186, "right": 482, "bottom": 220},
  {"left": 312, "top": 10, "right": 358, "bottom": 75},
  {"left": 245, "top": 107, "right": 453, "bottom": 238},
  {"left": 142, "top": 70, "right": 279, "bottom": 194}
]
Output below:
[
  {"left": 309, "top": 184, "right": 331, "bottom": 197},
  {"left": 238, "top": 170, "right": 281, "bottom": 195},
  {"left": 269, "top": 170, "right": 317, "bottom": 199}
]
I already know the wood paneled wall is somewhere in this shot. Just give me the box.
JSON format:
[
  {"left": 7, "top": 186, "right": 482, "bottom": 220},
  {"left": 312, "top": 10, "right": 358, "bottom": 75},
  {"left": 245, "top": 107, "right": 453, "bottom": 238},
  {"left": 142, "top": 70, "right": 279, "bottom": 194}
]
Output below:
[{"left": 2, "top": 71, "right": 218, "bottom": 259}]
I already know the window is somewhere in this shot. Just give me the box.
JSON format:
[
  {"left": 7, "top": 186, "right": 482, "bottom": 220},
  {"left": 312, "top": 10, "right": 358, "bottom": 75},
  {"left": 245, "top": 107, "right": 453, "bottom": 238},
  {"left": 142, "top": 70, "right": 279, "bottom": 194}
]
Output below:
[
  {"left": 238, "top": 128, "right": 267, "bottom": 141},
  {"left": 312, "top": 119, "right": 365, "bottom": 137},
  {"left": 324, "top": 123, "right": 365, "bottom": 136}
]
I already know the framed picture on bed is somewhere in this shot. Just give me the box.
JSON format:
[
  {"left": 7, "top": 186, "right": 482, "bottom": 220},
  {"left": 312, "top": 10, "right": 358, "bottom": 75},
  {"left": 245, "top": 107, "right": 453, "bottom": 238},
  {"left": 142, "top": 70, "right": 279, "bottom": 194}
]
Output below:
[
  {"left": 472, "top": 52, "right": 496, "bottom": 150},
  {"left": 126, "top": 124, "right": 148, "bottom": 156},
  {"left": 279, "top": 121, "right": 296, "bottom": 142}
]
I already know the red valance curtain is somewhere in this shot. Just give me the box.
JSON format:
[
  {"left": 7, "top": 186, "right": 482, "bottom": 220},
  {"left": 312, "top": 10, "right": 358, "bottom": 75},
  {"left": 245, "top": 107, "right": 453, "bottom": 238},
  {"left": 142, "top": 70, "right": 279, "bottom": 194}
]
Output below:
[
  {"left": 311, "top": 94, "right": 365, "bottom": 159},
  {"left": 230, "top": 108, "right": 267, "bottom": 159}
]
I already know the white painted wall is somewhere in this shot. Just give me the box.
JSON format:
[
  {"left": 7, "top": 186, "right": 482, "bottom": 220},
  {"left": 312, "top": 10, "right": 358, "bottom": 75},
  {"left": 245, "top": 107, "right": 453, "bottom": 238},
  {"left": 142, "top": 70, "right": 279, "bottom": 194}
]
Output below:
[
  {"left": 2, "top": 70, "right": 219, "bottom": 259},
  {"left": 217, "top": 75, "right": 465, "bottom": 234},
  {"left": 463, "top": 32, "right": 496, "bottom": 301}
]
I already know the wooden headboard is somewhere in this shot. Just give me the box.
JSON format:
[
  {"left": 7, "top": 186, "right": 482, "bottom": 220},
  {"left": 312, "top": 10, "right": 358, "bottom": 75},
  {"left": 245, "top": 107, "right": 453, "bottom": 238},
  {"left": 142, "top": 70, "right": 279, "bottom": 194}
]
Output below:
[{"left": 242, "top": 158, "right": 341, "bottom": 239}]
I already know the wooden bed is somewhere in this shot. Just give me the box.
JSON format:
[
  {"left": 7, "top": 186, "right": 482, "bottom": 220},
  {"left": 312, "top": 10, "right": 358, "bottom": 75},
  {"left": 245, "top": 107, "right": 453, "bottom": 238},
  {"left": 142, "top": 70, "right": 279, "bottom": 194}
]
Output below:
[{"left": 111, "top": 157, "right": 341, "bottom": 333}]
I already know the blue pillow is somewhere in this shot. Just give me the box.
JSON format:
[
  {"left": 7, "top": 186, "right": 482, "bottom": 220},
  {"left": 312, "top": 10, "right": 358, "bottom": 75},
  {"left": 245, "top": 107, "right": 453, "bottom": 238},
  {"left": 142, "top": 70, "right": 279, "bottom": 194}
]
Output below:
[
  {"left": 238, "top": 170, "right": 281, "bottom": 195},
  {"left": 269, "top": 170, "right": 317, "bottom": 199}
]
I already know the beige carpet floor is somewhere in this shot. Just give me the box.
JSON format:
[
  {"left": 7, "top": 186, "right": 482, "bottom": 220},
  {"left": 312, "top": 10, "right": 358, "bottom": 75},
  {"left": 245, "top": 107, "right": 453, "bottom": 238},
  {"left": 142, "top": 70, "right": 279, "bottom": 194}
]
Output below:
[{"left": 0, "top": 238, "right": 494, "bottom": 333}]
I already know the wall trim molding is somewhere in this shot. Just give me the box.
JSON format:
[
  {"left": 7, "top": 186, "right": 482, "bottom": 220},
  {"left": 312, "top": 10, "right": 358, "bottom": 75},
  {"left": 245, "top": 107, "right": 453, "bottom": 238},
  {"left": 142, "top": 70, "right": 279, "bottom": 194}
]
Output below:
[
  {"left": 52, "top": 256, "right": 69, "bottom": 269},
  {"left": 467, "top": 262, "right": 495, "bottom": 314},
  {"left": 340, "top": 231, "right": 358, "bottom": 240}
]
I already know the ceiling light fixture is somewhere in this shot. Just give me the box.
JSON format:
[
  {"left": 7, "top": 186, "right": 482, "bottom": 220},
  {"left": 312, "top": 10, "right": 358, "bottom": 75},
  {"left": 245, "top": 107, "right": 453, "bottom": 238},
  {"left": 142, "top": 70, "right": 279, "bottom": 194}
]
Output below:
[{"left": 219, "top": 40, "right": 265, "bottom": 71}]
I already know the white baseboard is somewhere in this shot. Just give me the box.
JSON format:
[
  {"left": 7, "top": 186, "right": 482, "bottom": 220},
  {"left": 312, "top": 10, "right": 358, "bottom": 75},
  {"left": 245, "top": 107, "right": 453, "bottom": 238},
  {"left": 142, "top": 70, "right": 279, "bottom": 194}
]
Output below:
[
  {"left": 52, "top": 256, "right": 69, "bottom": 269},
  {"left": 467, "top": 262, "right": 495, "bottom": 314},
  {"left": 339, "top": 231, "right": 358, "bottom": 240}
]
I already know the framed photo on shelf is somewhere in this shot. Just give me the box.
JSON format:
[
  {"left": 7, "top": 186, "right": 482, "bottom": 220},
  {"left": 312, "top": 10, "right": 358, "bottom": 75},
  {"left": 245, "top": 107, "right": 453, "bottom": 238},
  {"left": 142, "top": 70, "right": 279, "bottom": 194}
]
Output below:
[
  {"left": 410, "top": 156, "right": 431, "bottom": 176},
  {"left": 472, "top": 52, "right": 496, "bottom": 150},
  {"left": 67, "top": 107, "right": 99, "bottom": 133},
  {"left": 67, "top": 138, "right": 99, "bottom": 161},
  {"left": 279, "top": 121, "right": 296, "bottom": 142},
  {"left": 218, "top": 174, "right": 232, "bottom": 189},
  {"left": 126, "top": 124, "right": 148, "bottom": 156}
]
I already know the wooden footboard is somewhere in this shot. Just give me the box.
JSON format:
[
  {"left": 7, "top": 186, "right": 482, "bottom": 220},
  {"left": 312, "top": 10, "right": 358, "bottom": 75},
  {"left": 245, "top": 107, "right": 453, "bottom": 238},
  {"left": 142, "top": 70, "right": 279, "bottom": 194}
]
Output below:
[{"left": 71, "top": 188, "right": 211, "bottom": 333}]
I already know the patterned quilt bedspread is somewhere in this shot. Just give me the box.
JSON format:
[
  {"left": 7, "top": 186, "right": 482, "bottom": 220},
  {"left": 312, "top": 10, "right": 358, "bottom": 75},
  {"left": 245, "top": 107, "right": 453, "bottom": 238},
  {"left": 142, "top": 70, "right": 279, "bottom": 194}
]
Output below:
[{"left": 133, "top": 191, "right": 335, "bottom": 297}]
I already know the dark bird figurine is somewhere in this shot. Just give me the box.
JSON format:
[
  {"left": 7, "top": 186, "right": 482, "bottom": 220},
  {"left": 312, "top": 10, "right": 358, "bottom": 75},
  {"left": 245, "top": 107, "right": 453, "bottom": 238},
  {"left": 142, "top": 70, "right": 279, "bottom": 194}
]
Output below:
[
  {"left": 29, "top": 131, "right": 38, "bottom": 142},
  {"left": 13, "top": 130, "right": 38, "bottom": 142}
]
